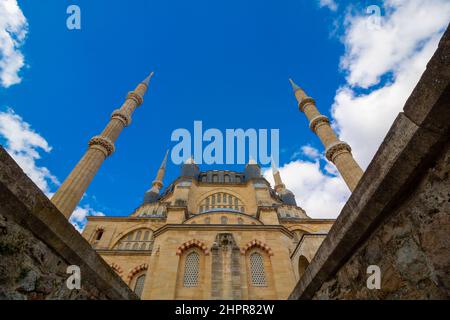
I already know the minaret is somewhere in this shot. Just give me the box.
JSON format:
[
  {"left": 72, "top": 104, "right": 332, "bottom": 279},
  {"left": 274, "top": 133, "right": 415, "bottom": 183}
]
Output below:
[
  {"left": 143, "top": 150, "right": 169, "bottom": 203},
  {"left": 289, "top": 78, "right": 363, "bottom": 191},
  {"left": 271, "top": 160, "right": 285, "bottom": 193},
  {"left": 52, "top": 73, "right": 154, "bottom": 218},
  {"left": 271, "top": 159, "right": 296, "bottom": 205}
]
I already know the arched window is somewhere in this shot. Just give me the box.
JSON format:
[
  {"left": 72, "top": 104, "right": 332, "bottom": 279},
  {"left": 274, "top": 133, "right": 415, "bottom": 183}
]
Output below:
[
  {"left": 212, "top": 175, "right": 218, "bottom": 183},
  {"left": 134, "top": 274, "right": 146, "bottom": 297},
  {"left": 94, "top": 229, "right": 104, "bottom": 241},
  {"left": 221, "top": 216, "right": 228, "bottom": 224},
  {"left": 250, "top": 252, "right": 267, "bottom": 286},
  {"left": 198, "top": 193, "right": 245, "bottom": 213},
  {"left": 183, "top": 252, "right": 200, "bottom": 287},
  {"left": 224, "top": 175, "right": 230, "bottom": 183},
  {"left": 114, "top": 229, "right": 153, "bottom": 251}
]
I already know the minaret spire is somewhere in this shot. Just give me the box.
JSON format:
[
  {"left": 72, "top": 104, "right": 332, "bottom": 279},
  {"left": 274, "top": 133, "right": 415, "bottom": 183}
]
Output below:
[
  {"left": 271, "top": 158, "right": 297, "bottom": 206},
  {"left": 51, "top": 73, "right": 154, "bottom": 218},
  {"left": 143, "top": 150, "right": 169, "bottom": 204},
  {"left": 271, "top": 158, "right": 285, "bottom": 192},
  {"left": 142, "top": 71, "right": 154, "bottom": 86},
  {"left": 289, "top": 78, "right": 364, "bottom": 191},
  {"left": 151, "top": 149, "right": 169, "bottom": 192}
]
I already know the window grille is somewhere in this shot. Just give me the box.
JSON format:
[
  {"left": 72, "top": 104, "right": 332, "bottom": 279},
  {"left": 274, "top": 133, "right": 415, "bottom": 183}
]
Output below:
[
  {"left": 134, "top": 274, "right": 146, "bottom": 297},
  {"left": 198, "top": 193, "right": 245, "bottom": 213},
  {"left": 250, "top": 253, "right": 267, "bottom": 286},
  {"left": 183, "top": 252, "right": 200, "bottom": 287},
  {"left": 115, "top": 229, "right": 153, "bottom": 251}
]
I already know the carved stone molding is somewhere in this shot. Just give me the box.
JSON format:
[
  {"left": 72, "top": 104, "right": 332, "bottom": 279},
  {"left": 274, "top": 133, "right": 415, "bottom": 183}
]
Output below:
[
  {"left": 241, "top": 239, "right": 274, "bottom": 256},
  {"left": 325, "top": 141, "right": 352, "bottom": 162},
  {"left": 126, "top": 91, "right": 143, "bottom": 106},
  {"left": 127, "top": 263, "right": 148, "bottom": 282},
  {"left": 176, "top": 238, "right": 209, "bottom": 256},
  {"left": 298, "top": 97, "right": 316, "bottom": 113},
  {"left": 309, "top": 115, "right": 330, "bottom": 132},
  {"left": 88, "top": 135, "right": 115, "bottom": 157},
  {"left": 111, "top": 109, "right": 131, "bottom": 126},
  {"left": 110, "top": 262, "right": 124, "bottom": 277}
]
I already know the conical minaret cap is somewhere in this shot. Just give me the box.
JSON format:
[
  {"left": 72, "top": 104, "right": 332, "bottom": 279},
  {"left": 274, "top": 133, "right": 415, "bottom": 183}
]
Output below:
[
  {"left": 149, "top": 149, "right": 169, "bottom": 193},
  {"left": 142, "top": 72, "right": 154, "bottom": 86},
  {"left": 289, "top": 78, "right": 301, "bottom": 92},
  {"left": 271, "top": 156, "right": 279, "bottom": 174},
  {"left": 159, "top": 149, "right": 169, "bottom": 169}
]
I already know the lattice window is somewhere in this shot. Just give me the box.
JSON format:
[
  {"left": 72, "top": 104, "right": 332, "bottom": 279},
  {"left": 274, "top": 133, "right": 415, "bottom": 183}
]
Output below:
[
  {"left": 183, "top": 251, "right": 200, "bottom": 287},
  {"left": 114, "top": 229, "right": 153, "bottom": 251},
  {"left": 199, "top": 193, "right": 245, "bottom": 213},
  {"left": 250, "top": 253, "right": 267, "bottom": 286},
  {"left": 134, "top": 274, "right": 146, "bottom": 297}
]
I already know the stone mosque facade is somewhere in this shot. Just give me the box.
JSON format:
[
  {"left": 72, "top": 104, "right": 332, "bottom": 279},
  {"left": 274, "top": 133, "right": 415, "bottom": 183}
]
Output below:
[{"left": 49, "top": 73, "right": 364, "bottom": 300}]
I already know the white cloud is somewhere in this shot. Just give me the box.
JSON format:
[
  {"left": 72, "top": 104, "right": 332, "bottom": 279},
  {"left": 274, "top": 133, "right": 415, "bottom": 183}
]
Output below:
[
  {"left": 282, "top": 0, "right": 450, "bottom": 219},
  {"left": 318, "top": 0, "right": 338, "bottom": 11},
  {"left": 0, "top": 108, "right": 58, "bottom": 194},
  {"left": 70, "top": 205, "right": 105, "bottom": 233},
  {"left": 0, "top": 108, "right": 103, "bottom": 232},
  {"left": 341, "top": 0, "right": 450, "bottom": 88},
  {"left": 301, "top": 145, "right": 321, "bottom": 160},
  {"left": 334, "top": 0, "right": 450, "bottom": 167},
  {"left": 0, "top": 0, "right": 28, "bottom": 87},
  {"left": 264, "top": 160, "right": 350, "bottom": 219}
]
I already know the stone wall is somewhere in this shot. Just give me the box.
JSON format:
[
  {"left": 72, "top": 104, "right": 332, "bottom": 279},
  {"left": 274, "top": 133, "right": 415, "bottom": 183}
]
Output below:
[
  {"left": 0, "top": 146, "right": 137, "bottom": 300},
  {"left": 314, "top": 142, "right": 449, "bottom": 299},
  {"left": 289, "top": 23, "right": 450, "bottom": 300}
]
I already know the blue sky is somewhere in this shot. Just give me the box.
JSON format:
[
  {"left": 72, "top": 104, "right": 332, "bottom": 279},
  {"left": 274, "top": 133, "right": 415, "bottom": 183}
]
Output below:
[{"left": 1, "top": 0, "right": 449, "bottom": 230}]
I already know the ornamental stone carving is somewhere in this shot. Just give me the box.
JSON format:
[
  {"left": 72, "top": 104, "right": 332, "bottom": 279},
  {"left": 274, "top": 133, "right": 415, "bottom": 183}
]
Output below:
[
  {"left": 111, "top": 109, "right": 131, "bottom": 126},
  {"left": 309, "top": 115, "right": 330, "bottom": 132},
  {"left": 88, "top": 135, "right": 115, "bottom": 157},
  {"left": 298, "top": 97, "right": 316, "bottom": 113},
  {"left": 126, "top": 91, "right": 143, "bottom": 106},
  {"left": 325, "top": 141, "right": 352, "bottom": 162}
]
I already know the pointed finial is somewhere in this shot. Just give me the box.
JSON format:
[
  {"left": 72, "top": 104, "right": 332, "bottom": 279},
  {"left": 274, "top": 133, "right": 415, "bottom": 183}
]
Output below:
[
  {"left": 271, "top": 156, "right": 279, "bottom": 174},
  {"left": 142, "top": 72, "right": 154, "bottom": 86},
  {"left": 185, "top": 156, "right": 196, "bottom": 165},
  {"left": 289, "top": 78, "right": 301, "bottom": 92},
  {"left": 160, "top": 149, "right": 169, "bottom": 169},
  {"left": 248, "top": 157, "right": 257, "bottom": 165}
]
